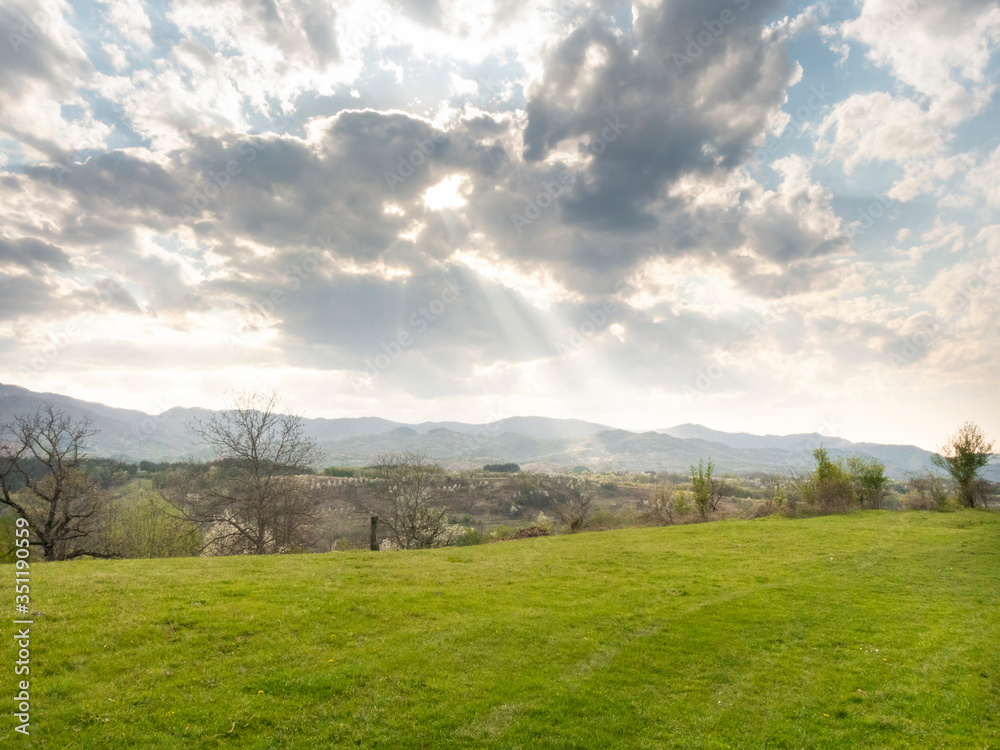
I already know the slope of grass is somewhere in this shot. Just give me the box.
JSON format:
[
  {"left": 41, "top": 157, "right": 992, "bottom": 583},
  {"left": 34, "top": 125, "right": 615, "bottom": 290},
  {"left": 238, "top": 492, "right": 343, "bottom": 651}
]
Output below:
[{"left": 4, "top": 511, "right": 999, "bottom": 748}]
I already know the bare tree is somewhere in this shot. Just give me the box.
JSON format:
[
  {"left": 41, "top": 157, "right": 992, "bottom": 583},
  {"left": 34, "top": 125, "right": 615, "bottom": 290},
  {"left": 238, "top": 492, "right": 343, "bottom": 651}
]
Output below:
[
  {"left": 549, "top": 477, "right": 594, "bottom": 532},
  {"left": 0, "top": 405, "right": 109, "bottom": 560},
  {"left": 906, "top": 471, "right": 948, "bottom": 510},
  {"left": 709, "top": 473, "right": 729, "bottom": 512},
  {"left": 932, "top": 422, "right": 997, "bottom": 508},
  {"left": 162, "top": 391, "right": 321, "bottom": 555},
  {"left": 357, "top": 452, "right": 449, "bottom": 549}
]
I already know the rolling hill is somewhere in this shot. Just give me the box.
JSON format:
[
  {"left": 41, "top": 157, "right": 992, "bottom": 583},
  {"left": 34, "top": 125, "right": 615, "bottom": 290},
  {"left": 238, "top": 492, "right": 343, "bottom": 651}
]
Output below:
[
  {"left": 2, "top": 383, "right": 996, "bottom": 479},
  {"left": 14, "top": 512, "right": 1000, "bottom": 748}
]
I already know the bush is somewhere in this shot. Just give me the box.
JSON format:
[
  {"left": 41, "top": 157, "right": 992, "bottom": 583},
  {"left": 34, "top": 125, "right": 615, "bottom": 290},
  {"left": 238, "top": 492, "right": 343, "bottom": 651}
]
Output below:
[
  {"left": 799, "top": 447, "right": 853, "bottom": 514},
  {"left": 454, "top": 528, "right": 483, "bottom": 546},
  {"left": 673, "top": 490, "right": 692, "bottom": 517},
  {"left": 323, "top": 467, "right": 355, "bottom": 477},
  {"left": 906, "top": 472, "right": 949, "bottom": 510},
  {"left": 491, "top": 525, "right": 514, "bottom": 540},
  {"left": 534, "top": 512, "right": 554, "bottom": 533},
  {"left": 588, "top": 508, "right": 624, "bottom": 531}
]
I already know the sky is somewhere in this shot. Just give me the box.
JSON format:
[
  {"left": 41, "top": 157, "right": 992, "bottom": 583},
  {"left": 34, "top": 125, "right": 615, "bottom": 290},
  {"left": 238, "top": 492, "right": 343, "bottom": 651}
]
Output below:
[{"left": 0, "top": 0, "right": 998, "bottom": 451}]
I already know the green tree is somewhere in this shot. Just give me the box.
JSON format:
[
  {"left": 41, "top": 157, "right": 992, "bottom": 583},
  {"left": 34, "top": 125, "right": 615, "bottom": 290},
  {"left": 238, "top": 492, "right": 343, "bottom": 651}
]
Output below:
[
  {"left": 845, "top": 456, "right": 888, "bottom": 510},
  {"left": 690, "top": 459, "right": 713, "bottom": 519},
  {"left": 932, "top": 422, "right": 996, "bottom": 508},
  {"left": 801, "top": 446, "right": 852, "bottom": 513}
]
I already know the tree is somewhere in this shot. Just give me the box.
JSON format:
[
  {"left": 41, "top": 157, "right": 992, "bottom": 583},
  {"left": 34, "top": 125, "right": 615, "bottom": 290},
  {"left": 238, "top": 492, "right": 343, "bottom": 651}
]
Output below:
[
  {"left": 690, "top": 459, "right": 713, "bottom": 519},
  {"left": 932, "top": 422, "right": 996, "bottom": 508},
  {"left": 0, "top": 405, "right": 108, "bottom": 561},
  {"left": 163, "top": 391, "right": 320, "bottom": 555},
  {"left": 550, "top": 478, "right": 594, "bottom": 532},
  {"left": 357, "top": 452, "right": 450, "bottom": 549},
  {"left": 709, "top": 473, "right": 729, "bottom": 512},
  {"left": 644, "top": 478, "right": 676, "bottom": 525},
  {"left": 906, "top": 471, "right": 948, "bottom": 511},
  {"left": 845, "top": 456, "right": 888, "bottom": 510},
  {"left": 802, "top": 446, "right": 853, "bottom": 513}
]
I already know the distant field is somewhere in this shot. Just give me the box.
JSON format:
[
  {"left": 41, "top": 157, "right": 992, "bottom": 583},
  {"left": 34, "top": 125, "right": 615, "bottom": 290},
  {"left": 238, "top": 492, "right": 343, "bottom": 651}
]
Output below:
[{"left": 5, "top": 511, "right": 999, "bottom": 748}]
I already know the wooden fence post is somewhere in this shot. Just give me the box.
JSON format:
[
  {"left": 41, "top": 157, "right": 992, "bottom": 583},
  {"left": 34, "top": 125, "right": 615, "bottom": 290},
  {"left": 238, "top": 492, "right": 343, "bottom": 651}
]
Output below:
[{"left": 370, "top": 516, "right": 378, "bottom": 551}]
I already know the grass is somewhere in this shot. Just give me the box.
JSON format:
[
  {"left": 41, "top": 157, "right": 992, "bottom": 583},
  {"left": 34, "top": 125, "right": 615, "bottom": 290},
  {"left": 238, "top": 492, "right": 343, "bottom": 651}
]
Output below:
[{"left": 4, "top": 510, "right": 1000, "bottom": 748}]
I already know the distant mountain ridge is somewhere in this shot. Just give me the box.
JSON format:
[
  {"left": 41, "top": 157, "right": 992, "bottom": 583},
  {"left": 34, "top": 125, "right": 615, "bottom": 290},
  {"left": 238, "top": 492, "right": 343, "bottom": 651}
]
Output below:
[{"left": 1, "top": 383, "right": 996, "bottom": 480}]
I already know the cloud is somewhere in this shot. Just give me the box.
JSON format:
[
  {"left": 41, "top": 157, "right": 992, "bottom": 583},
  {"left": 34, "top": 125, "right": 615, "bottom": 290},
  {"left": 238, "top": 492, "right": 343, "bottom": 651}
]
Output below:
[
  {"left": 816, "top": 92, "right": 950, "bottom": 173},
  {"left": 839, "top": 0, "right": 1000, "bottom": 111},
  {"left": 0, "top": 0, "right": 998, "bottom": 448},
  {"left": 521, "top": 0, "right": 795, "bottom": 232},
  {"left": 0, "top": 236, "right": 71, "bottom": 270},
  {"left": 0, "top": 0, "right": 108, "bottom": 159}
]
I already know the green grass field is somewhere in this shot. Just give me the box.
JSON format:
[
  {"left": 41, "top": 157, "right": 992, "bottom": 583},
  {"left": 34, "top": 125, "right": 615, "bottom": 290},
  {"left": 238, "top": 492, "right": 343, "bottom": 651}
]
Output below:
[{"left": 5, "top": 511, "right": 999, "bottom": 748}]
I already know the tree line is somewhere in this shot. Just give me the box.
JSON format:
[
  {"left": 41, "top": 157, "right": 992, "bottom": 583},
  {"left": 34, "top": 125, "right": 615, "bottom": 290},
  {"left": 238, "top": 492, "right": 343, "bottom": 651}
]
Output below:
[{"left": 0, "top": 391, "right": 995, "bottom": 561}]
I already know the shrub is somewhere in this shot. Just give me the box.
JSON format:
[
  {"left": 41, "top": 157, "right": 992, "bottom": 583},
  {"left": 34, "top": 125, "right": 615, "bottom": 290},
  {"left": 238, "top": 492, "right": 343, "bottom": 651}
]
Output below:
[
  {"left": 534, "top": 512, "right": 554, "bottom": 533},
  {"left": 799, "top": 447, "right": 853, "bottom": 514},
  {"left": 491, "top": 525, "right": 514, "bottom": 540},
  {"left": 906, "top": 472, "right": 949, "bottom": 510},
  {"left": 588, "top": 508, "right": 624, "bottom": 530},
  {"left": 673, "top": 490, "right": 692, "bottom": 517},
  {"left": 454, "top": 528, "right": 483, "bottom": 546}
]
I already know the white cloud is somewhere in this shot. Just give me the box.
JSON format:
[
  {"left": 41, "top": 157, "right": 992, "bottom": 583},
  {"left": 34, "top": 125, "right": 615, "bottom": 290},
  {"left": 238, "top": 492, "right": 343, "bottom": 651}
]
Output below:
[
  {"left": 816, "top": 92, "right": 949, "bottom": 172},
  {"left": 97, "top": 0, "right": 153, "bottom": 50},
  {"left": 840, "top": 0, "right": 1000, "bottom": 111}
]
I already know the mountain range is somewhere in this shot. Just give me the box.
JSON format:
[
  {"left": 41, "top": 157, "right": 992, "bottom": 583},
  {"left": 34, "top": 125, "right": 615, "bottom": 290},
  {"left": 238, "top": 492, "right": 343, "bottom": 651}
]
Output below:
[{"left": 1, "top": 383, "right": 995, "bottom": 480}]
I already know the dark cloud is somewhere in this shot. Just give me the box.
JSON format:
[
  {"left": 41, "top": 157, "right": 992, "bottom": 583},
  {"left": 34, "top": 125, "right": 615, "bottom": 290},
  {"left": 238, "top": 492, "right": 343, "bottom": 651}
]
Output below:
[
  {"left": 523, "top": 0, "right": 793, "bottom": 232},
  {"left": 0, "top": 236, "right": 71, "bottom": 271}
]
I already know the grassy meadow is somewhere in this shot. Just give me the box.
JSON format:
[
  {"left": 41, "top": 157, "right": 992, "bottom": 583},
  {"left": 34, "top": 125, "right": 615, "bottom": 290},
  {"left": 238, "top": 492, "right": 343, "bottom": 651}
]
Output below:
[{"left": 4, "top": 510, "right": 999, "bottom": 748}]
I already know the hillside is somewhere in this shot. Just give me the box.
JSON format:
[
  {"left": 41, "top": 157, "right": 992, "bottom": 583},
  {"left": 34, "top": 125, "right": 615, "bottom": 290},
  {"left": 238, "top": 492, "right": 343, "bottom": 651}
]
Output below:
[
  {"left": 9, "top": 512, "right": 1000, "bottom": 748},
  {"left": 2, "top": 383, "right": 997, "bottom": 479}
]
